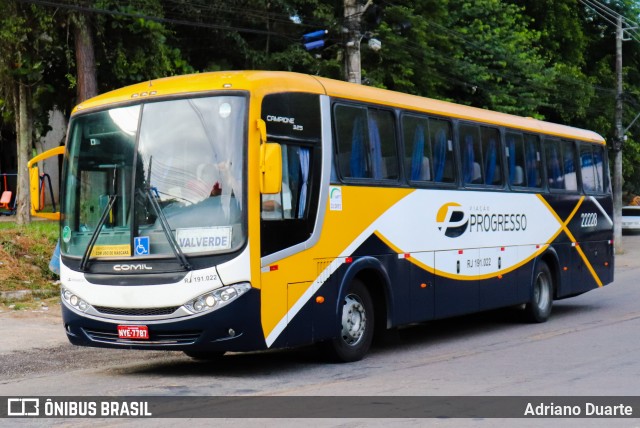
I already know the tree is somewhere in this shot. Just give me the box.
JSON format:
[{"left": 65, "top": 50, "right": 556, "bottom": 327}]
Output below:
[
  {"left": 71, "top": 11, "right": 98, "bottom": 102},
  {"left": 0, "top": 2, "right": 62, "bottom": 225},
  {"left": 360, "top": 1, "right": 451, "bottom": 96}
]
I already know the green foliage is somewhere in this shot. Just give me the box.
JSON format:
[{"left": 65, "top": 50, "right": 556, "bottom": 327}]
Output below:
[
  {"left": 440, "top": 0, "right": 550, "bottom": 115},
  {"left": 92, "top": 0, "right": 194, "bottom": 88},
  {"left": 0, "top": 220, "right": 59, "bottom": 296},
  {"left": 4, "top": 0, "right": 640, "bottom": 199},
  {"left": 362, "top": 3, "right": 447, "bottom": 95},
  {"left": 0, "top": 2, "right": 65, "bottom": 130}
]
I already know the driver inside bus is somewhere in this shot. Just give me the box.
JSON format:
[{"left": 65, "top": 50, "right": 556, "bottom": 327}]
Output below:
[{"left": 261, "top": 181, "right": 292, "bottom": 220}]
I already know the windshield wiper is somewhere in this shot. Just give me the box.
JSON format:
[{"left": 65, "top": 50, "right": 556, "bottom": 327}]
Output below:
[
  {"left": 79, "top": 194, "right": 117, "bottom": 272},
  {"left": 140, "top": 187, "right": 191, "bottom": 270}
]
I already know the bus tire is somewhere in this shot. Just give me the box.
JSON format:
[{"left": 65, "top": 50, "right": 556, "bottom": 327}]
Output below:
[
  {"left": 324, "top": 279, "right": 374, "bottom": 363},
  {"left": 184, "top": 350, "right": 225, "bottom": 361},
  {"left": 524, "top": 260, "right": 553, "bottom": 323}
]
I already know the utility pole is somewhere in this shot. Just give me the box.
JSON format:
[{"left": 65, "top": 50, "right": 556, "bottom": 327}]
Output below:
[
  {"left": 344, "top": 0, "right": 362, "bottom": 84},
  {"left": 613, "top": 15, "right": 624, "bottom": 253},
  {"left": 344, "top": 0, "right": 373, "bottom": 84}
]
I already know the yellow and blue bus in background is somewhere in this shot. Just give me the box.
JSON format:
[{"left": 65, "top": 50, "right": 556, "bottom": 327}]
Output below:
[{"left": 30, "top": 71, "right": 613, "bottom": 362}]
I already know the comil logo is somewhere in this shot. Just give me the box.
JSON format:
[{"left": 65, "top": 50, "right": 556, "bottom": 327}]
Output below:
[{"left": 436, "top": 202, "right": 469, "bottom": 238}]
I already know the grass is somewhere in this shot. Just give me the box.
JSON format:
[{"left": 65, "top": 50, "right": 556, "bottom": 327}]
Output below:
[{"left": 0, "top": 220, "right": 60, "bottom": 310}]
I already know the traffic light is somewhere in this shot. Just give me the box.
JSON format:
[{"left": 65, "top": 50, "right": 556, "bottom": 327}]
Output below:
[{"left": 303, "top": 30, "right": 328, "bottom": 51}]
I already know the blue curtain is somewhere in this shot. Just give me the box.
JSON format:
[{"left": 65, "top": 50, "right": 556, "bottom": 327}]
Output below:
[
  {"left": 564, "top": 148, "right": 575, "bottom": 173},
  {"left": 350, "top": 116, "right": 366, "bottom": 178},
  {"left": 549, "top": 144, "right": 562, "bottom": 188},
  {"left": 463, "top": 134, "right": 475, "bottom": 183},
  {"left": 433, "top": 129, "right": 447, "bottom": 182},
  {"left": 525, "top": 141, "right": 538, "bottom": 186},
  {"left": 368, "top": 114, "right": 383, "bottom": 179},
  {"left": 297, "top": 147, "right": 309, "bottom": 218},
  {"left": 593, "top": 148, "right": 604, "bottom": 192},
  {"left": 410, "top": 125, "right": 425, "bottom": 180},
  {"left": 484, "top": 138, "right": 497, "bottom": 185},
  {"left": 507, "top": 136, "right": 516, "bottom": 185}
]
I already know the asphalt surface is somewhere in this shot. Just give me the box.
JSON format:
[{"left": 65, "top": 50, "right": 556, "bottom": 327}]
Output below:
[{"left": 1, "top": 234, "right": 638, "bottom": 356}]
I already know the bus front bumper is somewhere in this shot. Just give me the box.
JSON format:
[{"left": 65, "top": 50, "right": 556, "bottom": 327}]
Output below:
[{"left": 61, "top": 288, "right": 266, "bottom": 352}]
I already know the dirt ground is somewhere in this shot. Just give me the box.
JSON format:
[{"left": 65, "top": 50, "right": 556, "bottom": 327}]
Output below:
[{"left": 0, "top": 301, "right": 65, "bottom": 354}]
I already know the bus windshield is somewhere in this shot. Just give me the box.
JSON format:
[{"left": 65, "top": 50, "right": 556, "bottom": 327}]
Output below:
[{"left": 61, "top": 95, "right": 246, "bottom": 262}]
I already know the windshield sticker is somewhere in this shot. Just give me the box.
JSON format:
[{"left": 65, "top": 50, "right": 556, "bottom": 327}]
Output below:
[
  {"left": 329, "top": 186, "right": 343, "bottom": 211},
  {"left": 134, "top": 236, "right": 150, "bottom": 256},
  {"left": 176, "top": 226, "right": 232, "bottom": 254},
  {"left": 62, "top": 226, "right": 71, "bottom": 243},
  {"left": 90, "top": 244, "right": 131, "bottom": 257}
]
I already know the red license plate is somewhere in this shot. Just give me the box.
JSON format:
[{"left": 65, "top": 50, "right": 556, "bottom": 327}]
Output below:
[{"left": 117, "top": 325, "right": 149, "bottom": 340}]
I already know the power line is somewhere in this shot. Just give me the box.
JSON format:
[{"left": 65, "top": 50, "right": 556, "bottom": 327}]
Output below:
[
  {"left": 580, "top": 0, "right": 640, "bottom": 43},
  {"left": 378, "top": 0, "right": 637, "bottom": 107},
  {"left": 16, "top": 0, "right": 299, "bottom": 40}
]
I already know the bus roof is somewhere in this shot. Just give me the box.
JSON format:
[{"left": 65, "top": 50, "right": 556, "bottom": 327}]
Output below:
[{"left": 74, "top": 70, "right": 605, "bottom": 145}]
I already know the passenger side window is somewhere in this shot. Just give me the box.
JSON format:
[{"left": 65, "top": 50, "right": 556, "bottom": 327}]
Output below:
[
  {"left": 261, "top": 144, "right": 311, "bottom": 220},
  {"left": 523, "top": 134, "right": 542, "bottom": 188},
  {"left": 507, "top": 132, "right": 545, "bottom": 189},
  {"left": 544, "top": 139, "right": 577, "bottom": 191},
  {"left": 562, "top": 140, "right": 578, "bottom": 191},
  {"left": 506, "top": 132, "right": 525, "bottom": 187},
  {"left": 481, "top": 127, "right": 502, "bottom": 186},
  {"left": 545, "top": 139, "right": 563, "bottom": 190},
  {"left": 402, "top": 115, "right": 454, "bottom": 184},
  {"left": 460, "top": 124, "right": 482, "bottom": 185},
  {"left": 580, "top": 144, "right": 605, "bottom": 194},
  {"left": 460, "top": 124, "right": 501, "bottom": 186},
  {"left": 334, "top": 104, "right": 398, "bottom": 181}
]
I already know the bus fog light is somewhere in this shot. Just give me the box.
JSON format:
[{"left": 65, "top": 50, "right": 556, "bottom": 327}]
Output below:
[
  {"left": 219, "top": 288, "right": 237, "bottom": 301},
  {"left": 205, "top": 295, "right": 216, "bottom": 307},
  {"left": 193, "top": 298, "right": 205, "bottom": 312},
  {"left": 61, "top": 288, "right": 91, "bottom": 313},
  {"left": 184, "top": 283, "right": 252, "bottom": 314}
]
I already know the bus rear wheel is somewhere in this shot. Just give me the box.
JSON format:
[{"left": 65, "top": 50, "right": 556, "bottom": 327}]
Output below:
[
  {"left": 524, "top": 260, "right": 553, "bottom": 323},
  {"left": 323, "top": 279, "right": 374, "bottom": 363}
]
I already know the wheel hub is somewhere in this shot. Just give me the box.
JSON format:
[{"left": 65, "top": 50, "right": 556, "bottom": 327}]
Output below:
[{"left": 341, "top": 294, "right": 366, "bottom": 345}]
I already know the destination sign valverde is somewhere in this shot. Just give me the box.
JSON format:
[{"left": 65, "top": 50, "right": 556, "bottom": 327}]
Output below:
[{"left": 175, "top": 226, "right": 232, "bottom": 254}]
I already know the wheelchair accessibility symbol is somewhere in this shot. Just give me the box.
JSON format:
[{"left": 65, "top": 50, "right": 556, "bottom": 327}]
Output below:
[{"left": 134, "top": 236, "right": 150, "bottom": 256}]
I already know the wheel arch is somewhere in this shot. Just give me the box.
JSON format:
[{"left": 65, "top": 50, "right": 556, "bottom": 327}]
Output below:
[
  {"left": 336, "top": 257, "right": 393, "bottom": 334},
  {"left": 536, "top": 248, "right": 560, "bottom": 299}
]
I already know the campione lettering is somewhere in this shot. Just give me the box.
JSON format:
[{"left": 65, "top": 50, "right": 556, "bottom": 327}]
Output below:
[{"left": 266, "top": 115, "right": 295, "bottom": 124}]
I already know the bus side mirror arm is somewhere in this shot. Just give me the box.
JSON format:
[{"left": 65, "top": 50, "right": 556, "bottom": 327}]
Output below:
[{"left": 258, "top": 119, "right": 282, "bottom": 194}]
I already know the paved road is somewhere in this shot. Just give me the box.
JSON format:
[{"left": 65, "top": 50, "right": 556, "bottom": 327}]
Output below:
[{"left": 1, "top": 235, "right": 640, "bottom": 427}]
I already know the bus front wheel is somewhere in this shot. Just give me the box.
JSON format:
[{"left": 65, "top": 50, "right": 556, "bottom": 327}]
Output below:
[
  {"left": 323, "top": 279, "right": 374, "bottom": 363},
  {"left": 524, "top": 260, "right": 553, "bottom": 323}
]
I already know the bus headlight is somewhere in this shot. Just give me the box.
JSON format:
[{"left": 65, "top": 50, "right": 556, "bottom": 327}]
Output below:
[
  {"left": 185, "top": 283, "right": 252, "bottom": 314},
  {"left": 61, "top": 288, "right": 90, "bottom": 313}
]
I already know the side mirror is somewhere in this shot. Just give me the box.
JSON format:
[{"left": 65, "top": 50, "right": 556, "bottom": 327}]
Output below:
[
  {"left": 27, "top": 145, "right": 64, "bottom": 220},
  {"left": 257, "top": 119, "right": 282, "bottom": 194},
  {"left": 260, "top": 142, "right": 282, "bottom": 195}
]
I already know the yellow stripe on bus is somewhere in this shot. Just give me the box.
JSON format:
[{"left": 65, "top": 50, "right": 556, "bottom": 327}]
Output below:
[
  {"left": 535, "top": 195, "right": 603, "bottom": 287},
  {"left": 374, "top": 230, "right": 549, "bottom": 281}
]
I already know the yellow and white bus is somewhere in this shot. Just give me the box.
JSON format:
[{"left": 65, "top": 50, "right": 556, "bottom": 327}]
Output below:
[{"left": 31, "top": 71, "right": 613, "bottom": 362}]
